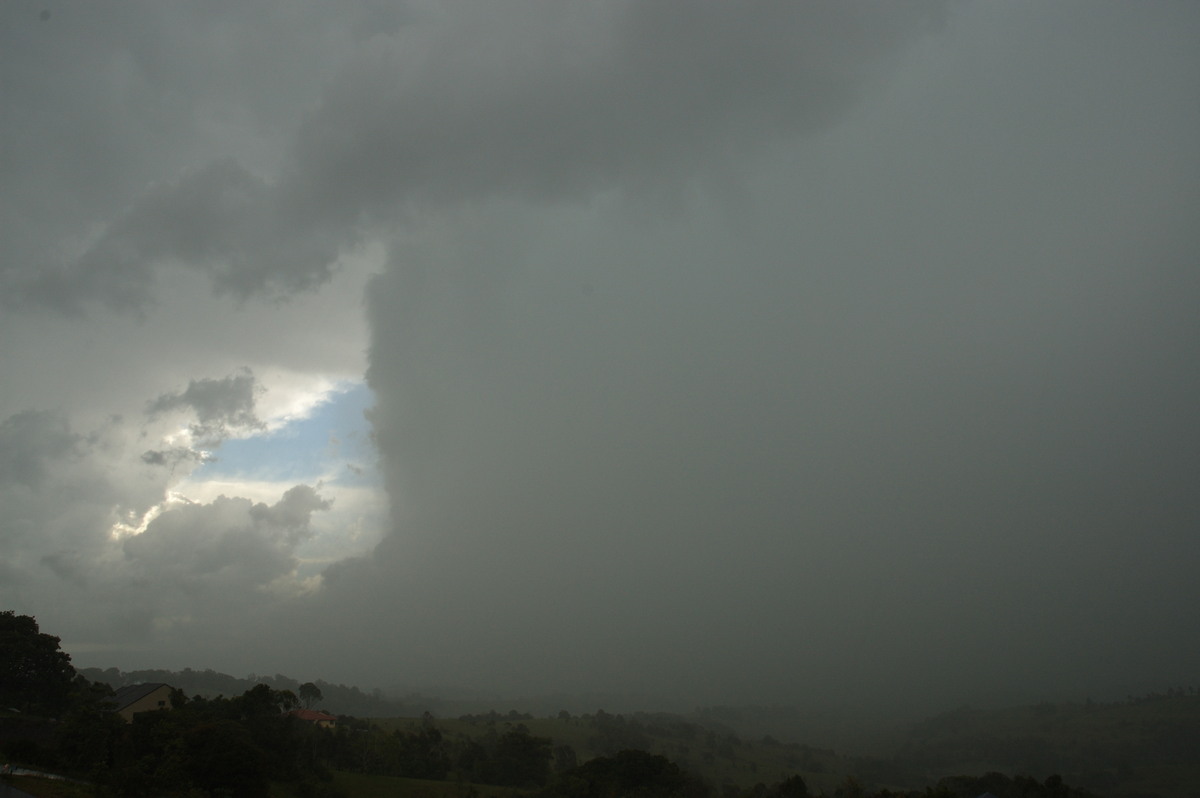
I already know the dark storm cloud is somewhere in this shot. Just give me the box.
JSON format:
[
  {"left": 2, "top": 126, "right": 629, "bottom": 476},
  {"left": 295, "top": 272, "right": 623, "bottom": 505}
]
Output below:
[
  {"left": 0, "top": 409, "right": 80, "bottom": 489},
  {"left": 24, "top": 160, "right": 339, "bottom": 312},
  {"left": 147, "top": 370, "right": 263, "bottom": 443},
  {"left": 5, "top": 0, "right": 941, "bottom": 315},
  {"left": 4, "top": 0, "right": 939, "bottom": 314},
  {"left": 4, "top": 0, "right": 1198, "bottom": 718},
  {"left": 249, "top": 484, "right": 333, "bottom": 545},
  {"left": 0, "top": 1, "right": 377, "bottom": 312},
  {"left": 40, "top": 551, "right": 89, "bottom": 587},
  {"left": 282, "top": 1, "right": 1200, "bottom": 710},
  {"left": 285, "top": 1, "right": 942, "bottom": 222},
  {"left": 140, "top": 447, "right": 212, "bottom": 469}
]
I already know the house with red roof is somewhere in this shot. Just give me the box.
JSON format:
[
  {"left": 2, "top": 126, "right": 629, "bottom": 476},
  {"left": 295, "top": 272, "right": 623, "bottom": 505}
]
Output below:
[{"left": 288, "top": 708, "right": 337, "bottom": 728}]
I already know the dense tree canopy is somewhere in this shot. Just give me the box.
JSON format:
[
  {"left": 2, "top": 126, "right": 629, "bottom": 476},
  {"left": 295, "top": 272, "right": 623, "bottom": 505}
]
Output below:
[
  {"left": 299, "top": 681, "right": 323, "bottom": 709},
  {"left": 0, "top": 610, "right": 75, "bottom": 714}
]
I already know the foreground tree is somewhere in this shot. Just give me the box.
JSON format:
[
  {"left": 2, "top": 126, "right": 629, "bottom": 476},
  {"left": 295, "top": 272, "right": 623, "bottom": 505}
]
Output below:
[
  {"left": 183, "top": 719, "right": 270, "bottom": 797},
  {"left": 0, "top": 610, "right": 75, "bottom": 714}
]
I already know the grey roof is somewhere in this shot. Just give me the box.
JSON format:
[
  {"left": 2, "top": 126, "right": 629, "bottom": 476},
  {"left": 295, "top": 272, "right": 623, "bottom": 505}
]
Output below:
[{"left": 109, "top": 683, "right": 171, "bottom": 712}]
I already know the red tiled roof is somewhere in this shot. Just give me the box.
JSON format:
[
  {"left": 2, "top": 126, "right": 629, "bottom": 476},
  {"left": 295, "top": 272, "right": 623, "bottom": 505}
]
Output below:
[{"left": 288, "top": 708, "right": 337, "bottom": 722}]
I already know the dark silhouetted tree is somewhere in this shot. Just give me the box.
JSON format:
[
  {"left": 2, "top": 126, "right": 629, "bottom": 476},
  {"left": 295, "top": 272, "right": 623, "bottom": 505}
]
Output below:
[
  {"left": 545, "top": 749, "right": 707, "bottom": 798},
  {"left": 0, "top": 610, "right": 75, "bottom": 714},
  {"left": 776, "top": 774, "right": 808, "bottom": 798},
  {"left": 299, "top": 681, "right": 323, "bottom": 709}
]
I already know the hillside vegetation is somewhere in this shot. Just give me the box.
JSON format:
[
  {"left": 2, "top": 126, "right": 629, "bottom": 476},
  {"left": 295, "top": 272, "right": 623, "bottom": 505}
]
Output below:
[
  {"left": 75, "top": 663, "right": 1200, "bottom": 797},
  {"left": 7, "top": 612, "right": 1199, "bottom": 797},
  {"left": 885, "top": 693, "right": 1200, "bottom": 798}
]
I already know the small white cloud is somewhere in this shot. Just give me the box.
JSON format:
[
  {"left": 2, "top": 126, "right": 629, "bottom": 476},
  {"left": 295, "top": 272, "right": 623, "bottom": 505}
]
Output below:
[{"left": 254, "top": 373, "right": 352, "bottom": 432}]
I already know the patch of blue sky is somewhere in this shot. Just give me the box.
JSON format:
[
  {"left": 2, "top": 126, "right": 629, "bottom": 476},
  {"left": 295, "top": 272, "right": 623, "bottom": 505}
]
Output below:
[{"left": 194, "top": 381, "right": 378, "bottom": 486}]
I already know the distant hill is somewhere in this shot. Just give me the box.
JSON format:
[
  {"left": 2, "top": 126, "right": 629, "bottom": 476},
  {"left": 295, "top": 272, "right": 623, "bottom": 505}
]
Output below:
[
  {"left": 625, "top": 692, "right": 1200, "bottom": 798},
  {"left": 878, "top": 692, "right": 1200, "bottom": 798},
  {"left": 75, "top": 666, "right": 1200, "bottom": 798},
  {"left": 374, "top": 708, "right": 855, "bottom": 795},
  {"left": 76, "top": 665, "right": 440, "bottom": 718}
]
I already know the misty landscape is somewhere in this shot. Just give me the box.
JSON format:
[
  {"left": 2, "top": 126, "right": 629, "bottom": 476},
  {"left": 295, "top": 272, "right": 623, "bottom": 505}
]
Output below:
[{"left": 2, "top": 1, "right": 1199, "bottom": 796}]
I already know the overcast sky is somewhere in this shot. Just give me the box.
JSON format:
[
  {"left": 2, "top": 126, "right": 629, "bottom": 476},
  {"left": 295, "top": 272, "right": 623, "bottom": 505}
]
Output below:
[{"left": 2, "top": 0, "right": 1198, "bottom": 717}]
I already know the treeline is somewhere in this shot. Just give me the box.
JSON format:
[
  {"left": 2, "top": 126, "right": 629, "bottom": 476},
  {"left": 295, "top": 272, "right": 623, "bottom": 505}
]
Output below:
[
  {"left": 885, "top": 694, "right": 1200, "bottom": 798},
  {"left": 1119, "top": 686, "right": 1199, "bottom": 705},
  {"left": 2, "top": 686, "right": 1102, "bottom": 798},
  {"left": 22, "top": 685, "right": 342, "bottom": 796},
  {"left": 76, "top": 666, "right": 427, "bottom": 718},
  {"left": 3, "top": 680, "right": 771, "bottom": 798},
  {"left": 2, "top": 612, "right": 1104, "bottom": 798}
]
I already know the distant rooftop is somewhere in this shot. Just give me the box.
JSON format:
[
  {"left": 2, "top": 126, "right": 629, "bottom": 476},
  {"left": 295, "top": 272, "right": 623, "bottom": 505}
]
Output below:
[{"left": 109, "top": 683, "right": 172, "bottom": 712}]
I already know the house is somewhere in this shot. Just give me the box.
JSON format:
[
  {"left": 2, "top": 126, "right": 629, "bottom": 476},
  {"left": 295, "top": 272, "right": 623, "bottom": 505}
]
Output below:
[
  {"left": 109, "top": 683, "right": 174, "bottom": 722},
  {"left": 288, "top": 708, "right": 337, "bottom": 729}
]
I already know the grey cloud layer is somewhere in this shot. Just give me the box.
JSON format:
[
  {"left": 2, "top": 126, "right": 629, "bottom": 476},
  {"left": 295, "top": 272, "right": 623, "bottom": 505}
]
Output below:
[
  {"left": 1, "top": 1, "right": 367, "bottom": 311},
  {"left": 122, "top": 486, "right": 329, "bottom": 590},
  {"left": 0, "top": 432, "right": 332, "bottom": 652},
  {"left": 2, "top": 0, "right": 1197, "bottom": 714},
  {"left": 0, "top": 410, "right": 80, "bottom": 489},
  {"left": 330, "top": 1, "right": 1200, "bottom": 708},
  {"left": 146, "top": 369, "right": 264, "bottom": 444},
  {"left": 287, "top": 1, "right": 942, "bottom": 217},
  {"left": 2, "top": 1, "right": 940, "bottom": 312},
  {"left": 0, "top": 374, "right": 330, "bottom": 650},
  {"left": 34, "top": 160, "right": 338, "bottom": 311}
]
